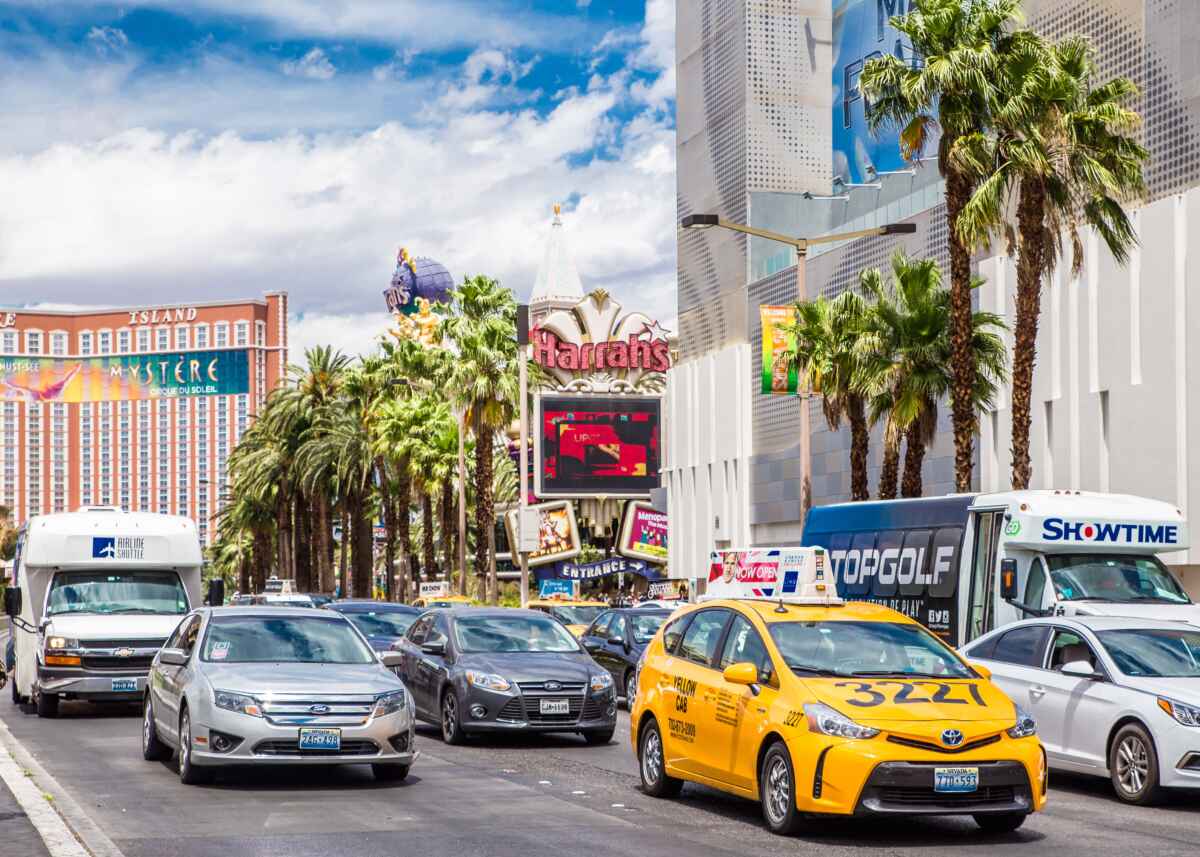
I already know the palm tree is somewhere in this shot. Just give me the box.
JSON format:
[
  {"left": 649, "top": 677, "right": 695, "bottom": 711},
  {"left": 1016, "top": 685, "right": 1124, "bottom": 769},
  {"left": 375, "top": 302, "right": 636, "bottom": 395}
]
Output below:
[
  {"left": 443, "top": 275, "right": 520, "bottom": 604},
  {"left": 783, "top": 290, "right": 871, "bottom": 501},
  {"left": 861, "top": 0, "right": 1027, "bottom": 493},
  {"left": 857, "top": 252, "right": 1008, "bottom": 498},
  {"left": 954, "top": 36, "right": 1147, "bottom": 489}
]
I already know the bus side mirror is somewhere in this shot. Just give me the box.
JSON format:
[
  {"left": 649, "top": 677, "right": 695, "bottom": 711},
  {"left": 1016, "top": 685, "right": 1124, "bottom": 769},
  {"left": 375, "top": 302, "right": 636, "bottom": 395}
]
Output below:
[
  {"left": 206, "top": 579, "right": 226, "bottom": 607},
  {"left": 999, "top": 559, "right": 1019, "bottom": 601},
  {"left": 3, "top": 587, "right": 20, "bottom": 617}
]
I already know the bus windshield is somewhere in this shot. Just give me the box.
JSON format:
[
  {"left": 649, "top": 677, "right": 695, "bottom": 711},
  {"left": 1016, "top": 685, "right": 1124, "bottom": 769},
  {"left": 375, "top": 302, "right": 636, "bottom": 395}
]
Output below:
[
  {"left": 1046, "top": 554, "right": 1190, "bottom": 604},
  {"left": 46, "top": 570, "right": 189, "bottom": 616}
]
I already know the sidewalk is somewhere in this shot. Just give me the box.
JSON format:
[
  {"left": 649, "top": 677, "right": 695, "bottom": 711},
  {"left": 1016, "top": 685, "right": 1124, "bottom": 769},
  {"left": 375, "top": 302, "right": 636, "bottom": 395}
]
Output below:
[{"left": 0, "top": 764, "right": 52, "bottom": 857}]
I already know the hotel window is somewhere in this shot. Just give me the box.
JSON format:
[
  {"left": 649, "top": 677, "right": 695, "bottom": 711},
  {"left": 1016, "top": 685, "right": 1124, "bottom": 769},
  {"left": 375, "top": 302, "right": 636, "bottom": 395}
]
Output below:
[
  {"left": 157, "top": 327, "right": 169, "bottom": 352},
  {"left": 175, "top": 325, "right": 189, "bottom": 350},
  {"left": 51, "top": 332, "right": 67, "bottom": 356},
  {"left": 79, "top": 331, "right": 93, "bottom": 355},
  {"left": 255, "top": 321, "right": 265, "bottom": 346},
  {"left": 98, "top": 329, "right": 112, "bottom": 354},
  {"left": 117, "top": 329, "right": 131, "bottom": 354},
  {"left": 195, "top": 324, "right": 209, "bottom": 349},
  {"left": 25, "top": 331, "right": 42, "bottom": 354},
  {"left": 235, "top": 321, "right": 249, "bottom": 347},
  {"left": 215, "top": 322, "right": 229, "bottom": 347},
  {"left": 2, "top": 331, "right": 16, "bottom": 354},
  {"left": 137, "top": 329, "right": 150, "bottom": 352}
]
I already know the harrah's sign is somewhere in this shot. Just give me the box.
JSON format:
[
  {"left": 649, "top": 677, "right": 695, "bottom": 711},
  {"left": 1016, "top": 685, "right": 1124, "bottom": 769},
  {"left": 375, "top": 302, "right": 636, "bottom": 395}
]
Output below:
[{"left": 531, "top": 327, "right": 670, "bottom": 373}]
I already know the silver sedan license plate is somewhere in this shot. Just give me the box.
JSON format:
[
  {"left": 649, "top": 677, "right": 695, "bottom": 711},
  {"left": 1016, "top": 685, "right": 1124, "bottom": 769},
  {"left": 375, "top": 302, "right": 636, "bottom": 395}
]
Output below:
[
  {"left": 298, "top": 727, "right": 341, "bottom": 751},
  {"left": 539, "top": 698, "right": 569, "bottom": 715},
  {"left": 934, "top": 766, "right": 979, "bottom": 793}
]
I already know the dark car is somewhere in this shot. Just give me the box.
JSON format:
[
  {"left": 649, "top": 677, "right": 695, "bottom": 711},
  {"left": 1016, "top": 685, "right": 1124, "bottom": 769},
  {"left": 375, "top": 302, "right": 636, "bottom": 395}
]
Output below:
[
  {"left": 579, "top": 608, "right": 672, "bottom": 702},
  {"left": 325, "top": 601, "right": 422, "bottom": 652},
  {"left": 396, "top": 608, "right": 617, "bottom": 746}
]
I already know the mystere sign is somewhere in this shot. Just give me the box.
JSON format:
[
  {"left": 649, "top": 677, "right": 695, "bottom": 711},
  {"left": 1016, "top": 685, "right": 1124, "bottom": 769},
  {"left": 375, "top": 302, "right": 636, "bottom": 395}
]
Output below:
[{"left": 0, "top": 350, "right": 249, "bottom": 403}]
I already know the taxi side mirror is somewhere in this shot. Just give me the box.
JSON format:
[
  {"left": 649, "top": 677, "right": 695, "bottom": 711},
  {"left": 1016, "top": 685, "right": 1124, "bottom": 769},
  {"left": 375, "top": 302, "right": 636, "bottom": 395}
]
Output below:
[
  {"left": 970, "top": 662, "right": 992, "bottom": 680},
  {"left": 722, "top": 662, "right": 759, "bottom": 686},
  {"left": 999, "top": 558, "right": 1019, "bottom": 601}
]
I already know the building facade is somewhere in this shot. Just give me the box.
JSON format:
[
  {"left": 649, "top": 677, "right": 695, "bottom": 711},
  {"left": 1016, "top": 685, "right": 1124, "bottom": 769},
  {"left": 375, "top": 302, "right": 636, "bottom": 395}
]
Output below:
[
  {"left": 0, "top": 294, "right": 287, "bottom": 545},
  {"left": 668, "top": 0, "right": 1200, "bottom": 591}
]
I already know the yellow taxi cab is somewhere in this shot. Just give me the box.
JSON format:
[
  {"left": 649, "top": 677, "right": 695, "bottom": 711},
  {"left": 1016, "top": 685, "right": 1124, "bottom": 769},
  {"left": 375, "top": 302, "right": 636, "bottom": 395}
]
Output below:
[
  {"left": 526, "top": 598, "right": 609, "bottom": 637},
  {"left": 412, "top": 594, "right": 477, "bottom": 609},
  {"left": 629, "top": 548, "right": 1046, "bottom": 836}
]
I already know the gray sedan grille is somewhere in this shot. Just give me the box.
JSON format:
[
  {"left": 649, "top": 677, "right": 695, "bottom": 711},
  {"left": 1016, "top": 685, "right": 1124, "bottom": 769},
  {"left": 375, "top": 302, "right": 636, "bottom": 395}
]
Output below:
[{"left": 258, "top": 697, "right": 376, "bottom": 726}]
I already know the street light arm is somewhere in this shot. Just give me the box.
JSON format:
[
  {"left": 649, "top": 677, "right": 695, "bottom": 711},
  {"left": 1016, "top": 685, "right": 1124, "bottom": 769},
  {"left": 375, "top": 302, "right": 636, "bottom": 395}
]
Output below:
[
  {"left": 709, "top": 218, "right": 810, "bottom": 251},
  {"left": 685, "top": 217, "right": 917, "bottom": 253}
]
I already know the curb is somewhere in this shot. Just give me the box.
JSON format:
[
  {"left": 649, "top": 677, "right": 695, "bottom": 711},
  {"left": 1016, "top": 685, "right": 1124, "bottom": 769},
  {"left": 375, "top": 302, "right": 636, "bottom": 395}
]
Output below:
[{"left": 0, "top": 715, "right": 125, "bottom": 857}]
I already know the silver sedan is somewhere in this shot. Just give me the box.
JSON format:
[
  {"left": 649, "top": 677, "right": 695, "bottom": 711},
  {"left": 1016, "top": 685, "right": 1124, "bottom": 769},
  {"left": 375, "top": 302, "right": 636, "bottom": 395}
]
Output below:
[{"left": 142, "top": 606, "right": 417, "bottom": 784}]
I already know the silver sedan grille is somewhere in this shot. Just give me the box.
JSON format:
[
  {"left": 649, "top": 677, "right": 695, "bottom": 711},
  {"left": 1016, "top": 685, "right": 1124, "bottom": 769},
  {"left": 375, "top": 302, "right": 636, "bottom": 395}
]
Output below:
[{"left": 257, "top": 696, "right": 377, "bottom": 726}]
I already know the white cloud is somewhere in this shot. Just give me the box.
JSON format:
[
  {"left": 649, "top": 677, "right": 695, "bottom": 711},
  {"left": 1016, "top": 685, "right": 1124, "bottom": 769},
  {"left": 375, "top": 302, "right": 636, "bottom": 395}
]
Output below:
[
  {"left": 289, "top": 311, "right": 385, "bottom": 365},
  {"left": 85, "top": 26, "right": 128, "bottom": 56},
  {"left": 281, "top": 47, "right": 336, "bottom": 80}
]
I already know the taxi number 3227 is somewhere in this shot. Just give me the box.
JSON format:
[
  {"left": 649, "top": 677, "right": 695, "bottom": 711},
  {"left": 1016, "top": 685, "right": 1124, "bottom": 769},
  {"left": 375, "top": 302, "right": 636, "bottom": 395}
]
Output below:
[{"left": 835, "top": 681, "right": 987, "bottom": 707}]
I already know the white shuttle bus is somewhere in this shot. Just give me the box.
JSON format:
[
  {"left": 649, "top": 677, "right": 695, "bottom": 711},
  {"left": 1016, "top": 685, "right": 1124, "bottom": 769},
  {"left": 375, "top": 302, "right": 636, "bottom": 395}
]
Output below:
[
  {"left": 800, "top": 490, "right": 1194, "bottom": 646},
  {"left": 4, "top": 507, "right": 203, "bottom": 717}
]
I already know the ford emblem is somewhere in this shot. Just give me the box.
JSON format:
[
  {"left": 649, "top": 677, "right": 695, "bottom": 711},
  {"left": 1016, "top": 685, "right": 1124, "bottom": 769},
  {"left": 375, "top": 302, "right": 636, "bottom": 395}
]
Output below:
[
  {"left": 941, "top": 728, "right": 964, "bottom": 747},
  {"left": 114, "top": 647, "right": 135, "bottom": 658},
  {"left": 544, "top": 681, "right": 562, "bottom": 692},
  {"left": 309, "top": 704, "right": 331, "bottom": 715}
]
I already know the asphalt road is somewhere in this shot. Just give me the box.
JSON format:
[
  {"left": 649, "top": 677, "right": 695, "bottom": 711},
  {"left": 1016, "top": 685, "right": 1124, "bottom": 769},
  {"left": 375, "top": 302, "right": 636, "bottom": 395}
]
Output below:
[{"left": 2, "top": 682, "right": 1200, "bottom": 857}]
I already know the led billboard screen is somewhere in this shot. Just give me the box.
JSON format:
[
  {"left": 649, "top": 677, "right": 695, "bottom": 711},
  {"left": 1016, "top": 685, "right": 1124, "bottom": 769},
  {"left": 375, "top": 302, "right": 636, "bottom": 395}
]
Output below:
[{"left": 535, "top": 395, "right": 661, "bottom": 498}]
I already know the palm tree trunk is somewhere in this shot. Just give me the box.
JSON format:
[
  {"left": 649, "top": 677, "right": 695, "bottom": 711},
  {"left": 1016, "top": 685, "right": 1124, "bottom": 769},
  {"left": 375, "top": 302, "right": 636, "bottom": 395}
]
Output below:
[
  {"left": 474, "top": 422, "right": 495, "bottom": 603},
  {"left": 275, "top": 493, "right": 293, "bottom": 581},
  {"left": 440, "top": 481, "right": 453, "bottom": 576},
  {"left": 351, "top": 493, "right": 373, "bottom": 598},
  {"left": 314, "top": 490, "right": 333, "bottom": 593},
  {"left": 422, "top": 494, "right": 436, "bottom": 581},
  {"left": 1010, "top": 178, "right": 1046, "bottom": 491},
  {"left": 901, "top": 423, "right": 927, "bottom": 498},
  {"left": 376, "top": 458, "right": 396, "bottom": 602},
  {"left": 847, "top": 395, "right": 870, "bottom": 501},
  {"left": 252, "top": 530, "right": 270, "bottom": 593},
  {"left": 294, "top": 493, "right": 313, "bottom": 592},
  {"left": 945, "top": 164, "right": 978, "bottom": 493},
  {"left": 396, "top": 465, "right": 412, "bottom": 602},
  {"left": 238, "top": 557, "right": 250, "bottom": 596},
  {"left": 338, "top": 504, "right": 350, "bottom": 597},
  {"left": 878, "top": 432, "right": 901, "bottom": 500}
]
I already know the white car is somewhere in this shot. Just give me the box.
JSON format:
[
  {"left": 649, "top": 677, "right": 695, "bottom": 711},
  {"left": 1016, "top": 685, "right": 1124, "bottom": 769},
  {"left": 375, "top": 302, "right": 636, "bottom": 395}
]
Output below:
[{"left": 962, "top": 616, "right": 1200, "bottom": 804}]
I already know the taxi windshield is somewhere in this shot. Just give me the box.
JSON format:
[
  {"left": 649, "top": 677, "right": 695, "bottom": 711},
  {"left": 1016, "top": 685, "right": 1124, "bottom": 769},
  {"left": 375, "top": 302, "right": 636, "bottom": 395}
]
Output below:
[
  {"left": 1047, "top": 554, "right": 1189, "bottom": 604},
  {"left": 549, "top": 605, "right": 605, "bottom": 626},
  {"left": 769, "top": 621, "right": 973, "bottom": 679},
  {"left": 1098, "top": 628, "right": 1200, "bottom": 677}
]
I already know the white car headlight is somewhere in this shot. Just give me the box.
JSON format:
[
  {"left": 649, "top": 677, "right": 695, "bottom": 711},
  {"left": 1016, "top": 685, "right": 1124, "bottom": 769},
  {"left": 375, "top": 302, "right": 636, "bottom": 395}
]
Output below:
[
  {"left": 372, "top": 690, "right": 408, "bottom": 717},
  {"left": 590, "top": 672, "right": 614, "bottom": 693},
  {"left": 45, "top": 636, "right": 79, "bottom": 651},
  {"left": 1007, "top": 703, "right": 1038, "bottom": 738},
  {"left": 1158, "top": 696, "right": 1200, "bottom": 727},
  {"left": 465, "top": 671, "right": 512, "bottom": 692},
  {"left": 803, "top": 702, "right": 880, "bottom": 740},
  {"left": 213, "top": 690, "right": 262, "bottom": 717}
]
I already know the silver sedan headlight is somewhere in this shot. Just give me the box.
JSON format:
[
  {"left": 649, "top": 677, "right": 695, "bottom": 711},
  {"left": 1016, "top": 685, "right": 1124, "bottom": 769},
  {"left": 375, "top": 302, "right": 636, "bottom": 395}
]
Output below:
[
  {"left": 372, "top": 690, "right": 408, "bottom": 717},
  {"left": 1158, "top": 696, "right": 1200, "bottom": 727},
  {"left": 213, "top": 690, "right": 262, "bottom": 717}
]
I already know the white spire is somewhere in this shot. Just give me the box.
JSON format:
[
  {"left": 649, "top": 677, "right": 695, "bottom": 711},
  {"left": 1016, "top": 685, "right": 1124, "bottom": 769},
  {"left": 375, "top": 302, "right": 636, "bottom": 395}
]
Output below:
[{"left": 531, "top": 204, "right": 584, "bottom": 306}]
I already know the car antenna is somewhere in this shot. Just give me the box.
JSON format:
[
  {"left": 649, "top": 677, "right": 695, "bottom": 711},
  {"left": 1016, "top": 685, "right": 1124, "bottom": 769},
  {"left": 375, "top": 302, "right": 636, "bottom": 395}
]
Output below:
[{"left": 774, "top": 597, "right": 787, "bottom": 614}]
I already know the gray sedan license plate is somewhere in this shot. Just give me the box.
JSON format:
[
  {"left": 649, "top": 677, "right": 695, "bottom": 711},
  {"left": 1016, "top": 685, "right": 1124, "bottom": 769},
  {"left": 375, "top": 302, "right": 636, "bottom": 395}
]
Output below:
[
  {"left": 111, "top": 678, "right": 137, "bottom": 692},
  {"left": 298, "top": 727, "right": 341, "bottom": 751},
  {"left": 934, "top": 766, "right": 979, "bottom": 793},
  {"left": 539, "top": 698, "right": 569, "bottom": 715}
]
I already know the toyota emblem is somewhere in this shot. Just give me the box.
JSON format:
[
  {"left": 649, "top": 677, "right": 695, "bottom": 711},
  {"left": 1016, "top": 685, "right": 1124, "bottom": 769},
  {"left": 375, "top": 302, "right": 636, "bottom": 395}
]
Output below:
[
  {"left": 114, "top": 647, "right": 135, "bottom": 658},
  {"left": 543, "top": 681, "right": 562, "bottom": 692},
  {"left": 941, "top": 728, "right": 965, "bottom": 747},
  {"left": 309, "top": 704, "right": 331, "bottom": 715}
]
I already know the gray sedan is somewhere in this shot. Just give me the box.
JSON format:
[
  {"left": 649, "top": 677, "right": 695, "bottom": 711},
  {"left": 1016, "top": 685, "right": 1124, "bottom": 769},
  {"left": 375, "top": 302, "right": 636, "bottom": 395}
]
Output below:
[
  {"left": 395, "top": 608, "right": 617, "bottom": 744},
  {"left": 142, "top": 607, "right": 417, "bottom": 784}
]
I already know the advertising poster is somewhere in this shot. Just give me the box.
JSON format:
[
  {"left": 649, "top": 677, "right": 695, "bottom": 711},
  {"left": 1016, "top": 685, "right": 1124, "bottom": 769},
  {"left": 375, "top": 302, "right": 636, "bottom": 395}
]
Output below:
[
  {"left": 618, "top": 501, "right": 667, "bottom": 564},
  {"left": 0, "top": 350, "right": 249, "bottom": 403},
  {"left": 760, "top": 305, "right": 798, "bottom": 395},
  {"left": 535, "top": 395, "right": 661, "bottom": 497},
  {"left": 832, "top": 0, "right": 935, "bottom": 183},
  {"left": 504, "top": 500, "right": 581, "bottom": 567},
  {"left": 538, "top": 579, "right": 576, "bottom": 598}
]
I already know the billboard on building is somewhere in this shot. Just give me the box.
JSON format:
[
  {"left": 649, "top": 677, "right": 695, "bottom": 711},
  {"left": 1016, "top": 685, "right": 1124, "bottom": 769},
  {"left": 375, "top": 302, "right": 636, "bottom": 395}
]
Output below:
[
  {"left": 504, "top": 500, "right": 581, "bottom": 567},
  {"left": 0, "top": 350, "right": 250, "bottom": 403},
  {"left": 535, "top": 395, "right": 661, "bottom": 498},
  {"left": 832, "top": 0, "right": 935, "bottom": 183},
  {"left": 760, "top": 305, "right": 799, "bottom": 395},
  {"left": 618, "top": 501, "right": 667, "bottom": 564}
]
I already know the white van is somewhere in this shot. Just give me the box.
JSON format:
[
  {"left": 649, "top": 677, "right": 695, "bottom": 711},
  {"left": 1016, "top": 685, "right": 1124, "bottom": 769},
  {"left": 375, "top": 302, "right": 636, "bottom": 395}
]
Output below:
[{"left": 4, "top": 507, "right": 203, "bottom": 717}]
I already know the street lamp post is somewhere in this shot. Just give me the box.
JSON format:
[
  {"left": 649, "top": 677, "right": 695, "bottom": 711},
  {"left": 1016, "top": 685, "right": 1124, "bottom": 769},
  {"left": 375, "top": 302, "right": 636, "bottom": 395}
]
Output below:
[{"left": 680, "top": 213, "right": 916, "bottom": 519}]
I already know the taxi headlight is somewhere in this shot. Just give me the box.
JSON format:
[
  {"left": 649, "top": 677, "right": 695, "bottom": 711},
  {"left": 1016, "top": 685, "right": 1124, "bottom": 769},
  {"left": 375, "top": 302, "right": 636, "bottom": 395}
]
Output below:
[
  {"left": 214, "top": 690, "right": 262, "bottom": 718},
  {"left": 465, "top": 670, "right": 512, "bottom": 692},
  {"left": 1007, "top": 704, "right": 1038, "bottom": 738},
  {"left": 803, "top": 702, "right": 880, "bottom": 740},
  {"left": 1158, "top": 696, "right": 1200, "bottom": 727},
  {"left": 372, "top": 690, "right": 408, "bottom": 717},
  {"left": 45, "top": 636, "right": 78, "bottom": 651},
  {"left": 590, "top": 672, "right": 614, "bottom": 693}
]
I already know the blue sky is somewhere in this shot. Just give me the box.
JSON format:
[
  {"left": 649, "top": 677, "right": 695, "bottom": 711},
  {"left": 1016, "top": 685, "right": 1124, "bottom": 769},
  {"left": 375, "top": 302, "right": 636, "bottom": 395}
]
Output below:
[{"left": 0, "top": 0, "right": 676, "bottom": 356}]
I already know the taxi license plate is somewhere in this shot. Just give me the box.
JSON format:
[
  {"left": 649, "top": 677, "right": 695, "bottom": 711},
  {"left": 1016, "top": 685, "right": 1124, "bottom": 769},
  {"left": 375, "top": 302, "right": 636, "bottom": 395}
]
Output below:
[
  {"left": 298, "top": 727, "right": 342, "bottom": 751},
  {"left": 111, "top": 678, "right": 137, "bottom": 693},
  {"left": 934, "top": 767, "right": 979, "bottom": 793},
  {"left": 539, "top": 699, "right": 569, "bottom": 715}
]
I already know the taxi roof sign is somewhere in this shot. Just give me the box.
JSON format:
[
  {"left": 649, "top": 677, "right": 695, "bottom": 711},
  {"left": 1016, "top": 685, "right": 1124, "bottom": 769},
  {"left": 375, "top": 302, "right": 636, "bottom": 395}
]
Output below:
[{"left": 703, "top": 547, "right": 842, "bottom": 605}]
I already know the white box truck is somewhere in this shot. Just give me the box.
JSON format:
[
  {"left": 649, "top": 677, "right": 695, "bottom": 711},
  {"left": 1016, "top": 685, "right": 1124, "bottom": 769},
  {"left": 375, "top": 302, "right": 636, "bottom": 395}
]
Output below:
[
  {"left": 4, "top": 507, "right": 203, "bottom": 717},
  {"left": 800, "top": 490, "right": 1193, "bottom": 646}
]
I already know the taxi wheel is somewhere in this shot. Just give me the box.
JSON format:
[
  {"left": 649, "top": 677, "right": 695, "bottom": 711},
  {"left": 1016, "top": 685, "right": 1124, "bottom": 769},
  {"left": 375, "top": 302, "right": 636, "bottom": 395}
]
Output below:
[
  {"left": 1109, "top": 722, "right": 1164, "bottom": 805},
  {"left": 142, "top": 695, "right": 170, "bottom": 762},
  {"left": 371, "top": 764, "right": 410, "bottom": 782},
  {"left": 441, "top": 689, "right": 467, "bottom": 746},
  {"left": 177, "top": 709, "right": 213, "bottom": 785},
  {"left": 759, "top": 742, "right": 805, "bottom": 836},
  {"left": 973, "top": 811, "right": 1028, "bottom": 833},
  {"left": 638, "top": 719, "right": 682, "bottom": 797}
]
